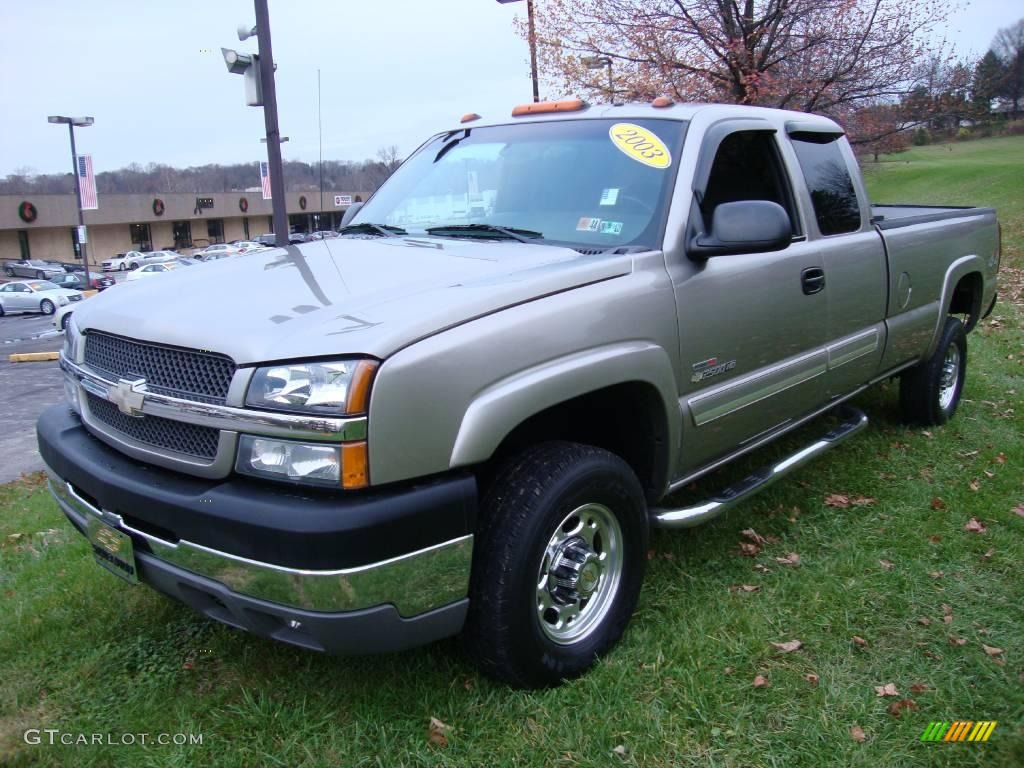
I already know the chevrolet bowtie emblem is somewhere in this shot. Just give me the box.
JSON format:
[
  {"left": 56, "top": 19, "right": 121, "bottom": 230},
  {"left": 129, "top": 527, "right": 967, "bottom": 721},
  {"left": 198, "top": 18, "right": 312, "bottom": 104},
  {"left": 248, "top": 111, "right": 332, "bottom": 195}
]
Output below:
[{"left": 108, "top": 378, "right": 147, "bottom": 417}]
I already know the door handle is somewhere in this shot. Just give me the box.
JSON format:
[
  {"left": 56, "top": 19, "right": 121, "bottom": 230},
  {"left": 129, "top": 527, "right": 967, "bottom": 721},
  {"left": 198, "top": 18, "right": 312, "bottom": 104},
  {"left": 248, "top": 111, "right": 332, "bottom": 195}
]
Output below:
[{"left": 801, "top": 267, "right": 826, "bottom": 295}]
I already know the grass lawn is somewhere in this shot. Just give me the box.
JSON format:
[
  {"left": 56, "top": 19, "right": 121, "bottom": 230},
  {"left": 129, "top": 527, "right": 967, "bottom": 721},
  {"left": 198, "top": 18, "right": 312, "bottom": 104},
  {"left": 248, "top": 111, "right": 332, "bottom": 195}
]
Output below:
[{"left": 1, "top": 136, "right": 1022, "bottom": 767}]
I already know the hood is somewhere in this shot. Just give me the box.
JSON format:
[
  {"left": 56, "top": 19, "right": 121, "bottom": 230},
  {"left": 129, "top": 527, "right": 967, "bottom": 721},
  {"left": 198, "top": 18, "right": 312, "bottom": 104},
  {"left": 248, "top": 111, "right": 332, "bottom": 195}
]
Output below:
[{"left": 74, "top": 237, "right": 632, "bottom": 364}]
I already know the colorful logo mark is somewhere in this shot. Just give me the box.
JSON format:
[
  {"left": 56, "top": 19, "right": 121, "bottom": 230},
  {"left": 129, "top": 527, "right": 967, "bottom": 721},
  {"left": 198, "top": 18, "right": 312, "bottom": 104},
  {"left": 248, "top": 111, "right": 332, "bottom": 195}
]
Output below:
[{"left": 921, "top": 721, "right": 997, "bottom": 742}]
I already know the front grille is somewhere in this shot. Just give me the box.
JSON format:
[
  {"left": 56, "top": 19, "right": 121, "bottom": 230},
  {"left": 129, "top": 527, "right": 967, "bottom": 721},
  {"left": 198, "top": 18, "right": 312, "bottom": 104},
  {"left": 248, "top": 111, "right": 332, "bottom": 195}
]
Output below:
[
  {"left": 84, "top": 331, "right": 235, "bottom": 404},
  {"left": 86, "top": 392, "right": 220, "bottom": 460}
]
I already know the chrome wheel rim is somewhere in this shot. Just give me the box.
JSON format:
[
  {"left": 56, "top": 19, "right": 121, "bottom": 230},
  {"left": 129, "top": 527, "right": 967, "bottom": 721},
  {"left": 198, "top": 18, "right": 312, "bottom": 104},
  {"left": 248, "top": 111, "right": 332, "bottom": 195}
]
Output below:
[
  {"left": 536, "top": 503, "right": 623, "bottom": 645},
  {"left": 938, "top": 344, "right": 960, "bottom": 410}
]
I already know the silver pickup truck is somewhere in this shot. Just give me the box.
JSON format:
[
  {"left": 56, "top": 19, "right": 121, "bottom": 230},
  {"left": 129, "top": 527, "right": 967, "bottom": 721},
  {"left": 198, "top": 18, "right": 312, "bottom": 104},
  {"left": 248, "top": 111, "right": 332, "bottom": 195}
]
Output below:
[{"left": 38, "top": 101, "right": 1000, "bottom": 687}]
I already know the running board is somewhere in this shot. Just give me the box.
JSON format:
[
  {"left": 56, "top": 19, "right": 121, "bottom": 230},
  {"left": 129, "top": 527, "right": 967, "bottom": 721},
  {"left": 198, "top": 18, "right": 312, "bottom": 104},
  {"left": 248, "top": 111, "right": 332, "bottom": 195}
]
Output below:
[{"left": 650, "top": 406, "right": 869, "bottom": 529}]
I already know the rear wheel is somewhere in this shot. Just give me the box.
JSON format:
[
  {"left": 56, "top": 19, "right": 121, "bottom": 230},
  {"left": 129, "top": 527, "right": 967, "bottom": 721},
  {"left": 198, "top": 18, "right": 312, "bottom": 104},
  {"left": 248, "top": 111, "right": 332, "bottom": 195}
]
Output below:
[
  {"left": 39, "top": 299, "right": 55, "bottom": 315},
  {"left": 3, "top": 267, "right": 12, "bottom": 276},
  {"left": 119, "top": 263, "right": 126, "bottom": 271},
  {"left": 35, "top": 270, "right": 45, "bottom": 279},
  {"left": 899, "top": 316, "right": 967, "bottom": 426},
  {"left": 463, "top": 442, "right": 648, "bottom": 688}
]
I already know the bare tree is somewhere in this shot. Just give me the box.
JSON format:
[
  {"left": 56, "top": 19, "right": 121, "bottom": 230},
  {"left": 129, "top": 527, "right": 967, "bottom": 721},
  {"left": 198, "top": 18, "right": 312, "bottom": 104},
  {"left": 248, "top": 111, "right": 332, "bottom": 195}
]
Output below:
[{"left": 993, "top": 19, "right": 1024, "bottom": 117}]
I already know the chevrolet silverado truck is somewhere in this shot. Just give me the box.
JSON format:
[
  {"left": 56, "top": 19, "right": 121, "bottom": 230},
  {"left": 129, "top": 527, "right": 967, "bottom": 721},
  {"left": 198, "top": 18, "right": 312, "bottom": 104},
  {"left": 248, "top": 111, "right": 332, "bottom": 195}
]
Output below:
[{"left": 38, "top": 101, "right": 1000, "bottom": 688}]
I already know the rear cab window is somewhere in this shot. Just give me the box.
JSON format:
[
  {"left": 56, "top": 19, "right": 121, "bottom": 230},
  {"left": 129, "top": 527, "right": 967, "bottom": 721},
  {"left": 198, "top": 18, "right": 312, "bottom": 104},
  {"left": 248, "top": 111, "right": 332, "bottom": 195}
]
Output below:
[{"left": 789, "top": 136, "right": 862, "bottom": 235}]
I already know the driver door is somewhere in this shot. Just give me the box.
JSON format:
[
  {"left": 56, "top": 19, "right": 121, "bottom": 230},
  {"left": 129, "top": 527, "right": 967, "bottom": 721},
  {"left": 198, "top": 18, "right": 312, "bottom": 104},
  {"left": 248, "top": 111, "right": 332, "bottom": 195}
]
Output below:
[{"left": 671, "top": 125, "right": 829, "bottom": 473}]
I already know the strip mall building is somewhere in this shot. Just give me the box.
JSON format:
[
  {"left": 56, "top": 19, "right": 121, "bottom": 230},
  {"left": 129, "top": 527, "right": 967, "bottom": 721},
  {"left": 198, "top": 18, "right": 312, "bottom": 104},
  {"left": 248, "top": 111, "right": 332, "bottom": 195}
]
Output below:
[{"left": 0, "top": 190, "right": 367, "bottom": 267}]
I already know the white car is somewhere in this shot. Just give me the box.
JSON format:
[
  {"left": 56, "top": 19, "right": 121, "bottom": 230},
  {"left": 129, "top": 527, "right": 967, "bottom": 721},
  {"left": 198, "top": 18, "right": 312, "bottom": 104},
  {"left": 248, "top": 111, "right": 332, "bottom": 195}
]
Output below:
[
  {"left": 0, "top": 279, "right": 83, "bottom": 316},
  {"left": 102, "top": 251, "right": 145, "bottom": 271},
  {"left": 232, "top": 241, "right": 267, "bottom": 253},
  {"left": 124, "top": 262, "right": 188, "bottom": 281},
  {"left": 193, "top": 243, "right": 241, "bottom": 261}
]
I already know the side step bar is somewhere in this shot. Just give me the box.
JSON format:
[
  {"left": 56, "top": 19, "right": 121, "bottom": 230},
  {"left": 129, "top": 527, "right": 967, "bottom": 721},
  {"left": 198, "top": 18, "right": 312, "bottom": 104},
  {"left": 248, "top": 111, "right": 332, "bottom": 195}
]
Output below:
[{"left": 650, "top": 406, "right": 869, "bottom": 529}]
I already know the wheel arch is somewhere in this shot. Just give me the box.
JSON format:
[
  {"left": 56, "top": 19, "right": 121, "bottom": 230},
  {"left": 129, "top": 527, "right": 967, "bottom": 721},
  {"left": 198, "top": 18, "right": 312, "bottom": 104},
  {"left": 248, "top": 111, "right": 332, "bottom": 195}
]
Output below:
[
  {"left": 925, "top": 256, "right": 985, "bottom": 357},
  {"left": 450, "top": 342, "right": 679, "bottom": 503}
]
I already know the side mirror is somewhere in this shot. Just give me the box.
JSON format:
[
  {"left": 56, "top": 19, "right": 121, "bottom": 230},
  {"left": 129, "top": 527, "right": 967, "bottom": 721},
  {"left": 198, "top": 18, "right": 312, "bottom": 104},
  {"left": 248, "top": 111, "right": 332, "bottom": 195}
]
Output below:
[
  {"left": 340, "top": 202, "right": 364, "bottom": 227},
  {"left": 689, "top": 200, "right": 792, "bottom": 259}
]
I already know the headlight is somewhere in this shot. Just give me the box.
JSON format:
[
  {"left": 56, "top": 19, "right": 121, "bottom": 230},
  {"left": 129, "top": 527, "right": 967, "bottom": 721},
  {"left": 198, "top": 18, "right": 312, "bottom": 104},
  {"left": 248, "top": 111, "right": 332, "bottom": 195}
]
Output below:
[
  {"left": 58, "top": 295, "right": 69, "bottom": 305},
  {"left": 235, "top": 435, "right": 368, "bottom": 488},
  {"left": 246, "top": 359, "right": 377, "bottom": 415}
]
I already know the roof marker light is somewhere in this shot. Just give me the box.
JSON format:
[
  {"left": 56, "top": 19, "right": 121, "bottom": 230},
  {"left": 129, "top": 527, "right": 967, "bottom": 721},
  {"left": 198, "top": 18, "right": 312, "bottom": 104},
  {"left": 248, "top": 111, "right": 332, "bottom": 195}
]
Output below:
[
  {"left": 651, "top": 96, "right": 674, "bottom": 108},
  {"left": 511, "top": 99, "right": 587, "bottom": 117},
  {"left": 460, "top": 112, "right": 482, "bottom": 124}
]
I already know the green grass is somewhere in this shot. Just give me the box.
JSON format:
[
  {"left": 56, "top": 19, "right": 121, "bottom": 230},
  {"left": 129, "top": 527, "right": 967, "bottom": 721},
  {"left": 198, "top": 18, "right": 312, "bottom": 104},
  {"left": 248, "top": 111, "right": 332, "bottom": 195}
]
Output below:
[{"left": 1, "top": 137, "right": 1022, "bottom": 767}]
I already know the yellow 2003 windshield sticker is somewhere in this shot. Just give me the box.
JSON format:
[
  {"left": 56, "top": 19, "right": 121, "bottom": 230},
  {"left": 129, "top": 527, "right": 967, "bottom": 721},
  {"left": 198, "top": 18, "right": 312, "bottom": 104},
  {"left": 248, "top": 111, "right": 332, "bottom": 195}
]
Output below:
[{"left": 609, "top": 123, "right": 671, "bottom": 169}]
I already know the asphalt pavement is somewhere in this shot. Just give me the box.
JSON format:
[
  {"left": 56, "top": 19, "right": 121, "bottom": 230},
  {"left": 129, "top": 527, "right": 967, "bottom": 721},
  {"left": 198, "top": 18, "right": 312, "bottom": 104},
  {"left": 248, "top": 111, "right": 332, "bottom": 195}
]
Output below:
[{"left": 0, "top": 312, "right": 65, "bottom": 483}]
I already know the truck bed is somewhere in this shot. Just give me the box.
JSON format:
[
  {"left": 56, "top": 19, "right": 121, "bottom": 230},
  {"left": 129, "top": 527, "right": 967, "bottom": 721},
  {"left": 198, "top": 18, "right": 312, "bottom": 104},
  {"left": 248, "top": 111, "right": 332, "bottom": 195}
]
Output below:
[{"left": 871, "top": 204, "right": 996, "bottom": 230}]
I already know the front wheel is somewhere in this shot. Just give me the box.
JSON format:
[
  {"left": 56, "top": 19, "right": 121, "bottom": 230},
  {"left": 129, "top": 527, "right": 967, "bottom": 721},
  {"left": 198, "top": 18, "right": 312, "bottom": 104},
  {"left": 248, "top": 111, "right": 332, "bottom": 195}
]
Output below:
[
  {"left": 39, "top": 300, "right": 55, "bottom": 315},
  {"left": 60, "top": 312, "right": 72, "bottom": 330},
  {"left": 3, "top": 267, "right": 12, "bottom": 277},
  {"left": 899, "top": 316, "right": 967, "bottom": 426},
  {"left": 463, "top": 442, "right": 648, "bottom": 688}
]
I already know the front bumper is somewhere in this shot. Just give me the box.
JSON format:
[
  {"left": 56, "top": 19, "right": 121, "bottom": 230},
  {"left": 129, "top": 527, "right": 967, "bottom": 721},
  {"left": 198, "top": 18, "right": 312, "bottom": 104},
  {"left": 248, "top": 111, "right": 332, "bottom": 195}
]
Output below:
[{"left": 38, "top": 404, "right": 477, "bottom": 654}]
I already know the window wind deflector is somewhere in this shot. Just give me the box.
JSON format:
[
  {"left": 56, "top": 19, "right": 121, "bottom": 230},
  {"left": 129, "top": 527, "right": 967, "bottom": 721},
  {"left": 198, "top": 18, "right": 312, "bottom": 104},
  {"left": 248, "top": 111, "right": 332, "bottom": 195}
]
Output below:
[
  {"left": 338, "top": 223, "right": 406, "bottom": 237},
  {"left": 785, "top": 120, "right": 845, "bottom": 143}
]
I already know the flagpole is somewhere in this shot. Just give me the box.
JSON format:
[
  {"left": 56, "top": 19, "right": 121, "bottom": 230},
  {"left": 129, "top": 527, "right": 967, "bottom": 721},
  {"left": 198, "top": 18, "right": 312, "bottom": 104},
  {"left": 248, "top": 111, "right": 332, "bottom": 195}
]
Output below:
[{"left": 67, "top": 124, "right": 91, "bottom": 286}]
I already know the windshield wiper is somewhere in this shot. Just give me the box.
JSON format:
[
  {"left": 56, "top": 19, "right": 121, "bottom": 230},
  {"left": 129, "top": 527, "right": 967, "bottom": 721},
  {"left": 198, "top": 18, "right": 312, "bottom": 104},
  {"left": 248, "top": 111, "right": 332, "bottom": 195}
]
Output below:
[
  {"left": 424, "top": 224, "right": 544, "bottom": 243},
  {"left": 338, "top": 222, "right": 406, "bottom": 237}
]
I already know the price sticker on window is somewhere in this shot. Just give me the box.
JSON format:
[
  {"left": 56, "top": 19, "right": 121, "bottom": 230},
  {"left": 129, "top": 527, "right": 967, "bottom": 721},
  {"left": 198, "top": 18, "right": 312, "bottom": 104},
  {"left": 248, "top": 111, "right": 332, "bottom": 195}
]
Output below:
[{"left": 609, "top": 123, "right": 672, "bottom": 169}]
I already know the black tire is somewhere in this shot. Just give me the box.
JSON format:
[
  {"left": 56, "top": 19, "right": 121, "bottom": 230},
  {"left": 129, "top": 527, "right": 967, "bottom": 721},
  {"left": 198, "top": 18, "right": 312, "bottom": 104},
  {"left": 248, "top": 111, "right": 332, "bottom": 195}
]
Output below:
[
  {"left": 60, "top": 312, "right": 72, "bottom": 330},
  {"left": 463, "top": 441, "right": 648, "bottom": 688},
  {"left": 3, "top": 267, "right": 12, "bottom": 277},
  {"left": 0, "top": 303, "right": 5, "bottom": 317},
  {"left": 36, "top": 270, "right": 45, "bottom": 279},
  {"left": 119, "top": 263, "right": 126, "bottom": 272},
  {"left": 899, "top": 316, "right": 967, "bottom": 426},
  {"left": 129, "top": 262, "right": 139, "bottom": 270},
  {"left": 39, "top": 300, "right": 55, "bottom": 315}
]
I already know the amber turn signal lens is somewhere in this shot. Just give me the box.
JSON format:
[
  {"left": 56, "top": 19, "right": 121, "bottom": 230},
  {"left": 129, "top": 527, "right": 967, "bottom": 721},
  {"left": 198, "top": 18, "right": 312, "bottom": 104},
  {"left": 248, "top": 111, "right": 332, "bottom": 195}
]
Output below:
[
  {"left": 512, "top": 99, "right": 587, "bottom": 117},
  {"left": 341, "top": 441, "right": 368, "bottom": 489},
  {"left": 345, "top": 360, "right": 378, "bottom": 414}
]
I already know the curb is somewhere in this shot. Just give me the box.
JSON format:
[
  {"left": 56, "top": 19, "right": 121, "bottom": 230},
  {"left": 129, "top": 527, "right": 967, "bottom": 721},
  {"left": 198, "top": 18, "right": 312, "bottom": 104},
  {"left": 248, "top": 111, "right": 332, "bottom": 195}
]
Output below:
[{"left": 9, "top": 351, "right": 59, "bottom": 363}]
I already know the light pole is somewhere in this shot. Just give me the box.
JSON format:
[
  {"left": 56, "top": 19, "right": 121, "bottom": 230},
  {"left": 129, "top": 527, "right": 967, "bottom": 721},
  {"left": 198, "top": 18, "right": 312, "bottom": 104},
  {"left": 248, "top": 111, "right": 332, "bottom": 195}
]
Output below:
[
  {"left": 496, "top": 0, "right": 540, "bottom": 102},
  {"left": 231, "top": 0, "right": 289, "bottom": 247},
  {"left": 47, "top": 115, "right": 94, "bottom": 286},
  {"left": 583, "top": 56, "right": 614, "bottom": 104}
]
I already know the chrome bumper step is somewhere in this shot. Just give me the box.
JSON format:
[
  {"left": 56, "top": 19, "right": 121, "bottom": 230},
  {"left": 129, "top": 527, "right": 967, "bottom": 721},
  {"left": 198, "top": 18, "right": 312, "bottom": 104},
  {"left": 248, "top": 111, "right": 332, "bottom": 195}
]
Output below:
[{"left": 650, "top": 406, "right": 869, "bottom": 529}]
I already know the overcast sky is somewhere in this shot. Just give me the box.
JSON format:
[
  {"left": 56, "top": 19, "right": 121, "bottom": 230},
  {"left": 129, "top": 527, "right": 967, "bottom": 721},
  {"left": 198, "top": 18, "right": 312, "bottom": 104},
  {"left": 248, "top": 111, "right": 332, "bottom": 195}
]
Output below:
[{"left": 0, "top": 0, "right": 1012, "bottom": 177}]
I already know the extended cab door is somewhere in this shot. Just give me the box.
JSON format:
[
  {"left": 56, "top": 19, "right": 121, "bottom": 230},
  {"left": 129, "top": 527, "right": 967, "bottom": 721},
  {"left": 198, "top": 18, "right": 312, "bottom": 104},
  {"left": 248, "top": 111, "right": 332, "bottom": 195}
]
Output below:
[
  {"left": 671, "top": 121, "right": 829, "bottom": 472},
  {"left": 784, "top": 125, "right": 887, "bottom": 398}
]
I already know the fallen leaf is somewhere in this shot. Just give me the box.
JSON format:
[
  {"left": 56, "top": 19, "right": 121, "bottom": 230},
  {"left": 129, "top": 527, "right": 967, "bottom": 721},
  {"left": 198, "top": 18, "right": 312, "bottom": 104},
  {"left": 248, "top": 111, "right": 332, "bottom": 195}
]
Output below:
[
  {"left": 981, "top": 548, "right": 995, "bottom": 561},
  {"left": 770, "top": 640, "right": 803, "bottom": 653},
  {"left": 910, "top": 682, "right": 929, "bottom": 694},
  {"left": 724, "top": 666, "right": 734, "bottom": 675},
  {"left": 923, "top": 430, "right": 933, "bottom": 439},
  {"left": 930, "top": 498, "right": 946, "bottom": 510},
  {"left": 738, "top": 542, "right": 761, "bottom": 557},
  {"left": 984, "top": 470, "right": 995, "bottom": 479},
  {"left": 753, "top": 675, "right": 770, "bottom": 688},
  {"left": 969, "top": 479, "right": 981, "bottom": 492},
  {"left": 851, "top": 495, "right": 876, "bottom": 506},
  {"left": 879, "top": 559, "right": 895, "bottom": 570},
  {"left": 775, "top": 552, "right": 801, "bottom": 566},
  {"left": 1014, "top": 505, "right": 1024, "bottom": 518},
  {"left": 428, "top": 718, "right": 450, "bottom": 748},
  {"left": 928, "top": 534, "right": 942, "bottom": 543},
  {"left": 182, "top": 660, "right": 195, "bottom": 671},
  {"left": 849, "top": 725, "right": 867, "bottom": 743},
  {"left": 754, "top": 563, "right": 772, "bottom": 573},
  {"left": 982, "top": 644, "right": 1005, "bottom": 657},
  {"left": 612, "top": 745, "right": 627, "bottom": 757},
  {"left": 730, "top": 584, "right": 760, "bottom": 593},
  {"left": 741, "top": 528, "right": 767, "bottom": 545},
  {"left": 928, "top": 571, "right": 944, "bottom": 579},
  {"left": 888, "top": 698, "right": 918, "bottom": 717},
  {"left": 875, "top": 683, "right": 899, "bottom": 697},
  {"left": 804, "top": 673, "right": 820, "bottom": 686},
  {"left": 994, "top": 452, "right": 1007, "bottom": 464},
  {"left": 948, "top": 636, "right": 967, "bottom": 646},
  {"left": 646, "top": 549, "right": 656, "bottom": 561},
  {"left": 942, "top": 604, "right": 953, "bottom": 624},
  {"left": 853, "top": 636, "right": 868, "bottom": 647},
  {"left": 964, "top": 517, "right": 987, "bottom": 533},
  {"left": 917, "top": 617, "right": 932, "bottom": 626},
  {"left": 825, "top": 494, "right": 851, "bottom": 508}
]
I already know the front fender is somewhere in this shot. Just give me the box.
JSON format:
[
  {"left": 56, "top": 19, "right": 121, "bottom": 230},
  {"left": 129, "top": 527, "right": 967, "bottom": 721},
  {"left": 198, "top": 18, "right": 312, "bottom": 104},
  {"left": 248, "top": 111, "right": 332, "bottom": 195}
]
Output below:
[{"left": 450, "top": 341, "right": 679, "bottom": 476}]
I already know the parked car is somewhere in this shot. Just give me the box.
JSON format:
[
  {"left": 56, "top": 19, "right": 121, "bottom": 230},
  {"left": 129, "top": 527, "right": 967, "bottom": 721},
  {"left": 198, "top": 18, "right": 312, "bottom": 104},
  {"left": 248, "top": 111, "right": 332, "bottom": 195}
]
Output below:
[
  {"left": 0, "top": 279, "right": 83, "bottom": 315},
  {"left": 124, "top": 262, "right": 186, "bottom": 281},
  {"left": 66, "top": 270, "right": 116, "bottom": 291},
  {"left": 254, "top": 234, "right": 279, "bottom": 246},
  {"left": 306, "top": 231, "right": 339, "bottom": 241},
  {"left": 233, "top": 241, "right": 267, "bottom": 253},
  {"left": 101, "top": 251, "right": 145, "bottom": 271},
  {"left": 3, "top": 259, "right": 66, "bottom": 279},
  {"left": 39, "top": 102, "right": 1000, "bottom": 687},
  {"left": 193, "top": 243, "right": 241, "bottom": 261},
  {"left": 48, "top": 273, "right": 87, "bottom": 291}
]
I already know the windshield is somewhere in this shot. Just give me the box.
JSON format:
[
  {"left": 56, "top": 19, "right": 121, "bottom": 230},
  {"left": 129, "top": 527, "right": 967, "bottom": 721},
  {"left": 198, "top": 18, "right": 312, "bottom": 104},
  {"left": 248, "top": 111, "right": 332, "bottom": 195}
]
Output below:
[
  {"left": 27, "top": 281, "right": 59, "bottom": 291},
  {"left": 354, "top": 118, "right": 686, "bottom": 250}
]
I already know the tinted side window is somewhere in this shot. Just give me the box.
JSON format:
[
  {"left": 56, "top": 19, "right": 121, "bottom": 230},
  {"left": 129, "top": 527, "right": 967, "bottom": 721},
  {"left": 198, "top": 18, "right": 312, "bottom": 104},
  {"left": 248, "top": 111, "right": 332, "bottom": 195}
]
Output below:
[
  {"left": 791, "top": 138, "right": 861, "bottom": 235},
  {"left": 702, "top": 131, "right": 800, "bottom": 234}
]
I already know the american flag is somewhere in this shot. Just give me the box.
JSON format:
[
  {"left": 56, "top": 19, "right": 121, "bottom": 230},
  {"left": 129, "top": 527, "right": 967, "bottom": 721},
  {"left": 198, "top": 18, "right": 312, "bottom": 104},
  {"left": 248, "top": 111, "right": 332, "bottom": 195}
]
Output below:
[
  {"left": 77, "top": 155, "right": 98, "bottom": 210},
  {"left": 260, "top": 161, "right": 272, "bottom": 200}
]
